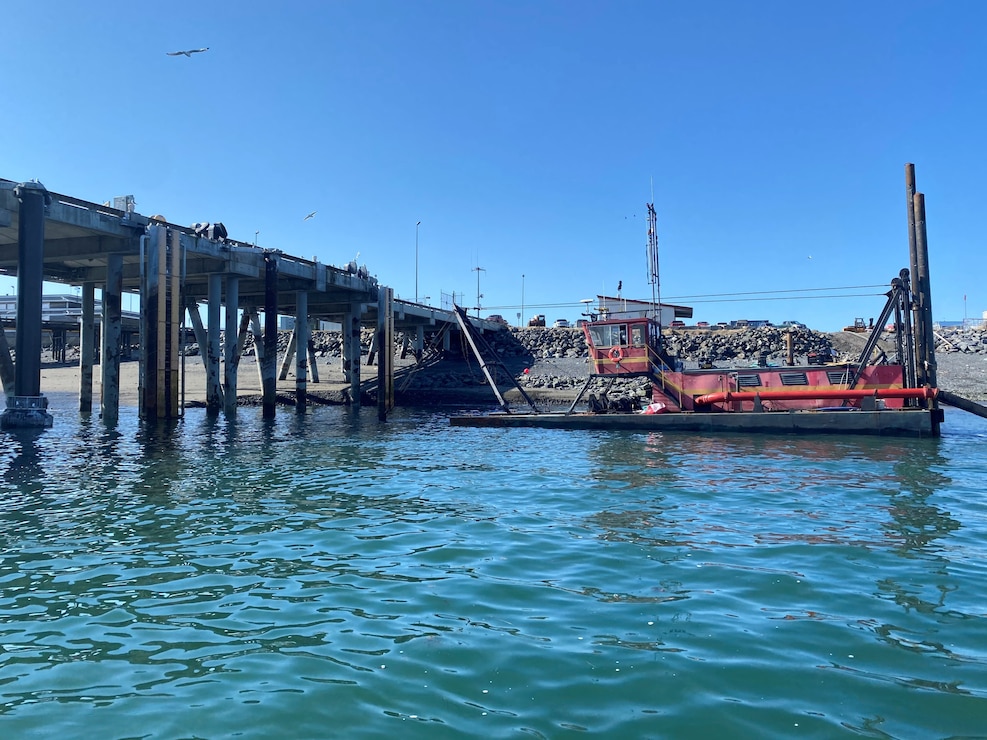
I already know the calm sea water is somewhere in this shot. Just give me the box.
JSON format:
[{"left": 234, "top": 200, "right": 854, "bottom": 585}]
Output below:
[{"left": 1, "top": 401, "right": 986, "bottom": 739}]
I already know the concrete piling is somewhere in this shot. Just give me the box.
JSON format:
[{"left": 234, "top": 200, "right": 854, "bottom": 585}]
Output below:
[
  {"left": 79, "top": 282, "right": 95, "bottom": 413},
  {"left": 100, "top": 253, "right": 123, "bottom": 424},
  {"left": 2, "top": 181, "right": 53, "bottom": 429}
]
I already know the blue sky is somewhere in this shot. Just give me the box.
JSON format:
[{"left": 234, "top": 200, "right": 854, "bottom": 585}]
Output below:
[{"left": 3, "top": 0, "right": 984, "bottom": 331}]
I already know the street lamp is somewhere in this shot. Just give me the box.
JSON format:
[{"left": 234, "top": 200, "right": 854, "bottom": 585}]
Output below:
[
  {"left": 415, "top": 221, "right": 421, "bottom": 302},
  {"left": 254, "top": 230, "right": 259, "bottom": 246}
]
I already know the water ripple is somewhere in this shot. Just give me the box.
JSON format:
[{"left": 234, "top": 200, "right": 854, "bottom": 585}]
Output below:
[{"left": 0, "top": 407, "right": 986, "bottom": 737}]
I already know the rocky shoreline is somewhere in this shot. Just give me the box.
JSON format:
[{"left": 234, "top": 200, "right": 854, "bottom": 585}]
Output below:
[
  {"left": 396, "top": 325, "right": 987, "bottom": 403},
  {"left": 275, "top": 324, "right": 985, "bottom": 406},
  {"left": 50, "top": 324, "right": 981, "bottom": 409}
]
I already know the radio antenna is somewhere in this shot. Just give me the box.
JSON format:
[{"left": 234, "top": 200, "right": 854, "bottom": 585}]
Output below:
[{"left": 647, "top": 201, "right": 661, "bottom": 325}]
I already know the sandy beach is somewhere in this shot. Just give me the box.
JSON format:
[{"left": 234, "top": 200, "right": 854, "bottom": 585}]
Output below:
[{"left": 38, "top": 355, "right": 353, "bottom": 409}]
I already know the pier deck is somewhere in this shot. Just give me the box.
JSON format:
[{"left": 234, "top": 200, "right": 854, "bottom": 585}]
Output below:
[{"left": 0, "top": 177, "right": 493, "bottom": 424}]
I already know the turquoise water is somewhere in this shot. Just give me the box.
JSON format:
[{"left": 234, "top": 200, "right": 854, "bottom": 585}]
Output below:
[{"left": 2, "top": 403, "right": 987, "bottom": 739}]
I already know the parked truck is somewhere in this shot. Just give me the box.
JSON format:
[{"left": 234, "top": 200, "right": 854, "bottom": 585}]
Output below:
[{"left": 527, "top": 314, "right": 546, "bottom": 327}]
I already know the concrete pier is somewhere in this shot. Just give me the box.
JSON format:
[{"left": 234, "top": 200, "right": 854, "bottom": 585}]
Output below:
[{"left": 0, "top": 176, "right": 499, "bottom": 425}]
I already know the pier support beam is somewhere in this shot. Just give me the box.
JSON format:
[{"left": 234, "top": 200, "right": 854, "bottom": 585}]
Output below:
[
  {"left": 141, "top": 225, "right": 182, "bottom": 421},
  {"left": 377, "top": 287, "right": 394, "bottom": 421},
  {"left": 261, "top": 253, "right": 279, "bottom": 419},
  {"left": 295, "top": 291, "right": 308, "bottom": 412},
  {"left": 343, "top": 303, "right": 361, "bottom": 406},
  {"left": 308, "top": 339, "right": 320, "bottom": 384},
  {"left": 206, "top": 273, "right": 223, "bottom": 414},
  {"left": 2, "top": 180, "right": 53, "bottom": 429},
  {"left": 78, "top": 282, "right": 96, "bottom": 412},
  {"left": 249, "top": 310, "right": 265, "bottom": 391},
  {"left": 100, "top": 253, "right": 123, "bottom": 425},
  {"left": 224, "top": 276, "right": 240, "bottom": 417},
  {"left": 0, "top": 328, "right": 14, "bottom": 395}
]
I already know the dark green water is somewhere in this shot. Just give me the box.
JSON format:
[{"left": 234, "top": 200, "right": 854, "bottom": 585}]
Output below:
[{"left": 1, "top": 404, "right": 986, "bottom": 739}]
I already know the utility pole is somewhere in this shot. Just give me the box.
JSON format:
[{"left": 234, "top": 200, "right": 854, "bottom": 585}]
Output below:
[{"left": 473, "top": 266, "right": 485, "bottom": 317}]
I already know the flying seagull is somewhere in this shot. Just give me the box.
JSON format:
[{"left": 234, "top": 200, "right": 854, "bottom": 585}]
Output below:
[
  {"left": 303, "top": 211, "right": 317, "bottom": 221},
  {"left": 166, "top": 47, "right": 209, "bottom": 57}
]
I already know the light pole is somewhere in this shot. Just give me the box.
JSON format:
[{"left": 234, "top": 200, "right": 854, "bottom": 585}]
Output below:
[
  {"left": 473, "top": 266, "right": 485, "bottom": 317},
  {"left": 254, "top": 230, "right": 259, "bottom": 246},
  {"left": 415, "top": 221, "right": 421, "bottom": 303},
  {"left": 521, "top": 273, "right": 525, "bottom": 325}
]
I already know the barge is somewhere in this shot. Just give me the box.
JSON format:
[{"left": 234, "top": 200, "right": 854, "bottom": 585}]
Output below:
[
  {"left": 449, "top": 302, "right": 944, "bottom": 437},
  {"left": 450, "top": 166, "right": 981, "bottom": 438}
]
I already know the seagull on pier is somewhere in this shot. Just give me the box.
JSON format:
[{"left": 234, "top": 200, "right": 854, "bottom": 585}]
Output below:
[
  {"left": 303, "top": 211, "right": 317, "bottom": 221},
  {"left": 166, "top": 47, "right": 209, "bottom": 57}
]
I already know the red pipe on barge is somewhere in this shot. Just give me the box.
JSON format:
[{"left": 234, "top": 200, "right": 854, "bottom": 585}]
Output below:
[{"left": 693, "top": 387, "right": 938, "bottom": 406}]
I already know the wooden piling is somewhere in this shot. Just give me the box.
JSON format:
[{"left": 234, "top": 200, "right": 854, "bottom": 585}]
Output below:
[
  {"left": 904, "top": 164, "right": 924, "bottom": 388},
  {"left": 913, "top": 192, "right": 938, "bottom": 392}
]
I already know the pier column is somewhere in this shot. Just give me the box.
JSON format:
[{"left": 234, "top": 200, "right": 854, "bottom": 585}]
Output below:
[
  {"left": 249, "top": 310, "right": 265, "bottom": 391},
  {"left": 416, "top": 324, "right": 425, "bottom": 361},
  {"left": 141, "top": 225, "right": 182, "bottom": 420},
  {"left": 343, "top": 303, "right": 361, "bottom": 406},
  {"left": 205, "top": 273, "right": 223, "bottom": 414},
  {"left": 295, "top": 291, "right": 308, "bottom": 412},
  {"left": 0, "top": 328, "right": 14, "bottom": 395},
  {"left": 224, "top": 276, "right": 240, "bottom": 417},
  {"left": 261, "top": 253, "right": 279, "bottom": 419},
  {"left": 2, "top": 180, "right": 53, "bottom": 429},
  {"left": 377, "top": 287, "right": 394, "bottom": 421},
  {"left": 79, "top": 282, "right": 96, "bottom": 412},
  {"left": 308, "top": 338, "right": 320, "bottom": 383},
  {"left": 100, "top": 253, "right": 123, "bottom": 425}
]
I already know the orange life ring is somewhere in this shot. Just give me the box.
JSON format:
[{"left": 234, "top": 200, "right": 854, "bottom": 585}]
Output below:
[{"left": 609, "top": 346, "right": 624, "bottom": 362}]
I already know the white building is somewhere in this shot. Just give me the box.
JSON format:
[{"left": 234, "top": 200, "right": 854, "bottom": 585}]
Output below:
[{"left": 593, "top": 295, "right": 692, "bottom": 325}]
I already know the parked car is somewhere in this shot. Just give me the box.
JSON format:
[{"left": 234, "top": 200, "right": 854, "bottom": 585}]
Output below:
[
  {"left": 696, "top": 321, "right": 710, "bottom": 329},
  {"left": 553, "top": 319, "right": 570, "bottom": 328},
  {"left": 669, "top": 320, "right": 686, "bottom": 329},
  {"left": 486, "top": 314, "right": 509, "bottom": 326}
]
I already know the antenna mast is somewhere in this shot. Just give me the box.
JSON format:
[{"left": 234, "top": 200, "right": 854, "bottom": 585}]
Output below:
[{"left": 647, "top": 202, "right": 661, "bottom": 323}]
